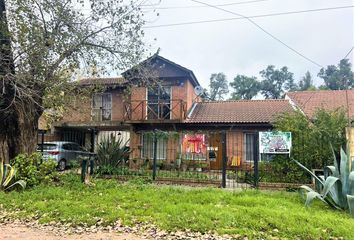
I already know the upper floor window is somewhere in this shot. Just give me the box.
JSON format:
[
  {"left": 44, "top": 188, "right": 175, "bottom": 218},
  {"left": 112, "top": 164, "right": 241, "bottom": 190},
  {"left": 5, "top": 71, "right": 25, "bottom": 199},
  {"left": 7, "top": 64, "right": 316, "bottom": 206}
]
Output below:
[
  {"left": 147, "top": 86, "right": 171, "bottom": 120},
  {"left": 92, "top": 93, "right": 112, "bottom": 121}
]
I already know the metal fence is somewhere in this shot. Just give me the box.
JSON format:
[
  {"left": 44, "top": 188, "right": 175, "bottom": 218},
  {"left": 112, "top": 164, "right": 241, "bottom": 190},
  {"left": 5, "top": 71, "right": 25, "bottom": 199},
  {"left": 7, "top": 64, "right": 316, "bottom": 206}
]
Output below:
[
  {"left": 38, "top": 128, "right": 312, "bottom": 190},
  {"left": 95, "top": 130, "right": 260, "bottom": 189}
]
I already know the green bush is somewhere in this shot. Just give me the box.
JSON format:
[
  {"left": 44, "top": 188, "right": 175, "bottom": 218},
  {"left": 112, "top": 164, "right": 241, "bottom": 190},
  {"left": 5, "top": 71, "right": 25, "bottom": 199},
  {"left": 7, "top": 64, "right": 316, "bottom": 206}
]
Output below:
[
  {"left": 275, "top": 109, "right": 347, "bottom": 170},
  {"left": 259, "top": 157, "right": 311, "bottom": 184},
  {"left": 11, "top": 152, "right": 58, "bottom": 187}
]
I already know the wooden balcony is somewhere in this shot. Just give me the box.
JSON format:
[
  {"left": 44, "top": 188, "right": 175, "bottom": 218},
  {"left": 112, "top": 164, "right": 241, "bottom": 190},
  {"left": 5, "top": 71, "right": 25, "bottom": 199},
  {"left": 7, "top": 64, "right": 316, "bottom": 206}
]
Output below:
[{"left": 124, "top": 100, "right": 187, "bottom": 122}]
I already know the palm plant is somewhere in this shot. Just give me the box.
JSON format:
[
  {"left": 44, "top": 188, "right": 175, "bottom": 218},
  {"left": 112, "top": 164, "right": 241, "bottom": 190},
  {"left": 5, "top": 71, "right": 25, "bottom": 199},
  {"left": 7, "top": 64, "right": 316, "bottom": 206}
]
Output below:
[
  {"left": 96, "top": 133, "right": 130, "bottom": 169},
  {"left": 1, "top": 159, "right": 26, "bottom": 191},
  {"left": 293, "top": 147, "right": 354, "bottom": 218}
]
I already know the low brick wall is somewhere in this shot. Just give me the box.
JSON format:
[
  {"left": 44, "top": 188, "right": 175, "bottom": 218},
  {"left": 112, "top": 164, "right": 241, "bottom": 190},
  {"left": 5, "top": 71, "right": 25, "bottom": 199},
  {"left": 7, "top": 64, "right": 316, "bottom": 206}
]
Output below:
[
  {"left": 259, "top": 182, "right": 314, "bottom": 191},
  {"left": 99, "top": 175, "right": 221, "bottom": 187}
]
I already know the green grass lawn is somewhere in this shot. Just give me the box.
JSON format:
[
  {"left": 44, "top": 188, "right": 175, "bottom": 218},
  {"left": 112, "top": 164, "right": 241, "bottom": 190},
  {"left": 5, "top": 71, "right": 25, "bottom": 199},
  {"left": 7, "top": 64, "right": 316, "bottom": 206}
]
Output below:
[{"left": 0, "top": 174, "right": 353, "bottom": 239}]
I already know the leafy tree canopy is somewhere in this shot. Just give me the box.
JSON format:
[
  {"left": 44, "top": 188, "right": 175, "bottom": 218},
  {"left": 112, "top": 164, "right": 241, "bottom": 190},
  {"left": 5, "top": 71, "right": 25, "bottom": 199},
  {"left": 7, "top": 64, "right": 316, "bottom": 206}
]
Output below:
[
  {"left": 229, "top": 75, "right": 260, "bottom": 100},
  {"left": 259, "top": 65, "right": 297, "bottom": 99},
  {"left": 318, "top": 59, "right": 354, "bottom": 90},
  {"left": 208, "top": 72, "right": 229, "bottom": 101},
  {"left": 0, "top": 0, "right": 149, "bottom": 161}
]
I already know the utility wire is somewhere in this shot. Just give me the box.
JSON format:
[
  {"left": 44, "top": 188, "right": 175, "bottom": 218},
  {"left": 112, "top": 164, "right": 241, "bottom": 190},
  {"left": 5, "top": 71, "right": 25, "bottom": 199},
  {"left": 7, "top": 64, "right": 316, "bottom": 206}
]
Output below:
[
  {"left": 143, "top": 0, "right": 271, "bottom": 9},
  {"left": 344, "top": 46, "right": 354, "bottom": 59},
  {"left": 189, "top": 0, "right": 324, "bottom": 68},
  {"left": 144, "top": 5, "right": 354, "bottom": 28}
]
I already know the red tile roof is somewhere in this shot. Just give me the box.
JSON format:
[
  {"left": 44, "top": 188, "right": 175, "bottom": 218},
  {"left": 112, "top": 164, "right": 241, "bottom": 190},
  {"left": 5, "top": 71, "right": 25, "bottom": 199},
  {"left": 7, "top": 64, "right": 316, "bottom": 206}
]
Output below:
[
  {"left": 186, "top": 100, "right": 294, "bottom": 124},
  {"left": 78, "top": 77, "right": 127, "bottom": 86},
  {"left": 286, "top": 90, "right": 354, "bottom": 119}
]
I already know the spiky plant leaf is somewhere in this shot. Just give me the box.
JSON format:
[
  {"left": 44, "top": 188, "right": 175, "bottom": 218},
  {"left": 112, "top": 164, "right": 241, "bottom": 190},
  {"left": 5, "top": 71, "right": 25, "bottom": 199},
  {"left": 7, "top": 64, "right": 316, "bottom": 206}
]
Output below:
[
  {"left": 348, "top": 172, "right": 354, "bottom": 196},
  {"left": 303, "top": 190, "right": 326, "bottom": 206},
  {"left": 340, "top": 148, "right": 349, "bottom": 196},
  {"left": 3, "top": 164, "right": 15, "bottom": 187},
  {"left": 330, "top": 144, "right": 340, "bottom": 177},
  {"left": 5, "top": 180, "right": 26, "bottom": 191},
  {"left": 322, "top": 176, "right": 340, "bottom": 197},
  {"left": 293, "top": 159, "right": 324, "bottom": 184},
  {"left": 347, "top": 195, "right": 354, "bottom": 218}
]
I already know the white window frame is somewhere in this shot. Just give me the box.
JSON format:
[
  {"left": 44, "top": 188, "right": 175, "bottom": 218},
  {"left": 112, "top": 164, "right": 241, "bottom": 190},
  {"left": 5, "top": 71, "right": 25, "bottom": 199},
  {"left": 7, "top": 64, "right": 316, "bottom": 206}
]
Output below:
[
  {"left": 141, "top": 133, "right": 167, "bottom": 160},
  {"left": 243, "top": 132, "right": 256, "bottom": 162},
  {"left": 91, "top": 93, "right": 112, "bottom": 121}
]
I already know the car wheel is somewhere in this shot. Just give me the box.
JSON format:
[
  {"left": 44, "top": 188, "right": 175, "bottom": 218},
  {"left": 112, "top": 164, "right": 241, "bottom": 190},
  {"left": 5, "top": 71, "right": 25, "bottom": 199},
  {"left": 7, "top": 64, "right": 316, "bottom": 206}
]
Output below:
[{"left": 58, "top": 159, "right": 66, "bottom": 171}]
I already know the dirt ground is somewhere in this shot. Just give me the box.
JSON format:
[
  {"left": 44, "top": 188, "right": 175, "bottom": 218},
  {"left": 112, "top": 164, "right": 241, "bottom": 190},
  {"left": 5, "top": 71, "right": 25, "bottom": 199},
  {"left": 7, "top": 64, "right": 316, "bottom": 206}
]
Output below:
[{"left": 0, "top": 223, "right": 145, "bottom": 240}]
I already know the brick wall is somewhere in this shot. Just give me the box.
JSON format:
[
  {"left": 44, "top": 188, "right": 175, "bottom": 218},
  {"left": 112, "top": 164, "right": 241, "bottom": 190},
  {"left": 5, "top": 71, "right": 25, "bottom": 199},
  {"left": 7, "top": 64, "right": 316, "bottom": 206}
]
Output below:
[
  {"left": 226, "top": 131, "right": 244, "bottom": 166},
  {"left": 59, "top": 89, "right": 127, "bottom": 123},
  {"left": 61, "top": 97, "right": 92, "bottom": 123},
  {"left": 111, "top": 89, "right": 126, "bottom": 121},
  {"left": 130, "top": 87, "right": 147, "bottom": 121},
  {"left": 185, "top": 79, "right": 197, "bottom": 111}
]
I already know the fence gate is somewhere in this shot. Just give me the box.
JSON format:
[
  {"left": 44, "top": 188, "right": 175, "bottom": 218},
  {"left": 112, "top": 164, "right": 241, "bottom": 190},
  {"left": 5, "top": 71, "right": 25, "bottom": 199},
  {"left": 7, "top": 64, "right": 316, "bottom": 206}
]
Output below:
[{"left": 224, "top": 131, "right": 259, "bottom": 189}]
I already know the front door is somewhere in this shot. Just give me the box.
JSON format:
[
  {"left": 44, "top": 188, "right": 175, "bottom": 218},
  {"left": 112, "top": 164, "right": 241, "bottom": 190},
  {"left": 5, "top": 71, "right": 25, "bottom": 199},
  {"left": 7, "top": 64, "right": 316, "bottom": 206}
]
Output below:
[{"left": 209, "top": 133, "right": 223, "bottom": 170}]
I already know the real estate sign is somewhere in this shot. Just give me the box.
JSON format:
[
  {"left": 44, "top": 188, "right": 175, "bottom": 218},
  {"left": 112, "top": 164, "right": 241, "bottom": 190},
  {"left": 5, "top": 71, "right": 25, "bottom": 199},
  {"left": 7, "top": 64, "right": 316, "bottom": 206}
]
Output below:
[{"left": 259, "top": 132, "right": 292, "bottom": 154}]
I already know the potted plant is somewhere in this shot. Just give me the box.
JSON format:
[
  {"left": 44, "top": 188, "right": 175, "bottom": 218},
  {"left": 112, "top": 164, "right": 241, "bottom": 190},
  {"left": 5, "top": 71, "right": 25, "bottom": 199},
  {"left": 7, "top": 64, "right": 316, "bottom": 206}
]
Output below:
[{"left": 195, "top": 162, "right": 203, "bottom": 172}]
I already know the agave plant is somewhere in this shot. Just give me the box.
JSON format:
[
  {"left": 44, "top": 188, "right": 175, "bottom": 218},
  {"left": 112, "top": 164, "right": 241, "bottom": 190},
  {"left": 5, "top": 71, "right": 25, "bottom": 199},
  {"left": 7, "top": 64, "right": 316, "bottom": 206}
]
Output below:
[
  {"left": 293, "top": 147, "right": 354, "bottom": 218},
  {"left": 1, "top": 159, "right": 26, "bottom": 191},
  {"left": 96, "top": 133, "right": 130, "bottom": 169}
]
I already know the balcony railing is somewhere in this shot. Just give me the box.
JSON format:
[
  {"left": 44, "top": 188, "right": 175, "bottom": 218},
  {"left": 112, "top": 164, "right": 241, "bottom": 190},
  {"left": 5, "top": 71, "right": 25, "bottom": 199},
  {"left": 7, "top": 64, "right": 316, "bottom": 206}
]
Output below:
[{"left": 124, "top": 100, "right": 187, "bottom": 121}]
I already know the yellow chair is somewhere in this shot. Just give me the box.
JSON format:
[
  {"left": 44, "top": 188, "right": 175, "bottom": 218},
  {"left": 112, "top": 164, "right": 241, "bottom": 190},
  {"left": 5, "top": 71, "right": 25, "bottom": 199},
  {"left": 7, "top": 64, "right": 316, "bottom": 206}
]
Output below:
[{"left": 231, "top": 156, "right": 241, "bottom": 167}]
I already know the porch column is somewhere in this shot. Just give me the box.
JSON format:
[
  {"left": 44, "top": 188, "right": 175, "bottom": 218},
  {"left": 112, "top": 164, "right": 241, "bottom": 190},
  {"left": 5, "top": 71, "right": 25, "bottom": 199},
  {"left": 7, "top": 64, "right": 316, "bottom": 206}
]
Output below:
[
  {"left": 253, "top": 132, "right": 259, "bottom": 188},
  {"left": 90, "top": 129, "right": 96, "bottom": 153},
  {"left": 221, "top": 130, "right": 227, "bottom": 188}
]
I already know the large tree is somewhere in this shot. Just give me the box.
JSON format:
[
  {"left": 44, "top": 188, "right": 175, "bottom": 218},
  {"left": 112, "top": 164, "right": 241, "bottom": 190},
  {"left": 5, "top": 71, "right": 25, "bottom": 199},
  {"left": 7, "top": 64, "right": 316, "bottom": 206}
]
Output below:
[
  {"left": 0, "top": 0, "right": 147, "bottom": 162},
  {"left": 208, "top": 72, "right": 229, "bottom": 101},
  {"left": 229, "top": 75, "right": 260, "bottom": 100},
  {"left": 299, "top": 71, "right": 316, "bottom": 91},
  {"left": 318, "top": 59, "right": 354, "bottom": 90},
  {"left": 260, "top": 65, "right": 296, "bottom": 99}
]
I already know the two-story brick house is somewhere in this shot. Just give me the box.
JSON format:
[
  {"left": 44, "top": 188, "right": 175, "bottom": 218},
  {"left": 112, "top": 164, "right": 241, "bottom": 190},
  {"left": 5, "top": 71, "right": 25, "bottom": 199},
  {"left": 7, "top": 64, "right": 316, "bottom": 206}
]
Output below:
[{"left": 48, "top": 54, "right": 294, "bottom": 170}]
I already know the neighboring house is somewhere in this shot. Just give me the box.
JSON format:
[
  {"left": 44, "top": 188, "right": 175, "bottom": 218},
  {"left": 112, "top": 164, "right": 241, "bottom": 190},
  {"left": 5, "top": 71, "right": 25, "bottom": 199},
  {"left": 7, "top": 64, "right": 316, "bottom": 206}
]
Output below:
[
  {"left": 286, "top": 90, "right": 354, "bottom": 160},
  {"left": 44, "top": 54, "right": 294, "bottom": 170}
]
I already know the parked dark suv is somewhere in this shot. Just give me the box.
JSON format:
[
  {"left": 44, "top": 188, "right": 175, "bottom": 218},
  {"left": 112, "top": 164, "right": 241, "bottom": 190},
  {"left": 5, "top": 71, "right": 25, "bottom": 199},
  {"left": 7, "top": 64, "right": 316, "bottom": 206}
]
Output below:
[{"left": 37, "top": 141, "right": 95, "bottom": 171}]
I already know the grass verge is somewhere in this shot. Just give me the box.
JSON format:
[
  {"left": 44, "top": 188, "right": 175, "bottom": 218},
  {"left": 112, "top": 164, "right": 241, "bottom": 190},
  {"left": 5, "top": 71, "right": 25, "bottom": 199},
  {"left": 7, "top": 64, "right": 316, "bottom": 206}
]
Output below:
[{"left": 0, "top": 174, "right": 353, "bottom": 239}]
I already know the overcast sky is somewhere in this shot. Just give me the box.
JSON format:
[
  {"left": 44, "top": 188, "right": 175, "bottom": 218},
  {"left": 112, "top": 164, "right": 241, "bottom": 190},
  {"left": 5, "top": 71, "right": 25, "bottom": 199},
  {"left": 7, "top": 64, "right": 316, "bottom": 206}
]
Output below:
[{"left": 140, "top": 0, "right": 354, "bottom": 91}]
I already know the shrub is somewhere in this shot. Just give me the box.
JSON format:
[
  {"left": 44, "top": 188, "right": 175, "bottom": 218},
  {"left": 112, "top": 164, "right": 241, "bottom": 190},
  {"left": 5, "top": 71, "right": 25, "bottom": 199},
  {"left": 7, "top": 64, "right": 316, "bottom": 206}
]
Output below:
[
  {"left": 11, "top": 152, "right": 58, "bottom": 187},
  {"left": 259, "top": 157, "right": 311, "bottom": 184},
  {"left": 275, "top": 109, "right": 347, "bottom": 170}
]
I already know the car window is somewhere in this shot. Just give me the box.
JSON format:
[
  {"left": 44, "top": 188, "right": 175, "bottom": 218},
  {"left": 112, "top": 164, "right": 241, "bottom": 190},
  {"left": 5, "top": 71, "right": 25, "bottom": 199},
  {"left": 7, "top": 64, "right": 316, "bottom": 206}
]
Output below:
[
  {"left": 37, "top": 144, "right": 57, "bottom": 151},
  {"left": 71, "top": 144, "right": 81, "bottom": 151},
  {"left": 62, "top": 144, "right": 72, "bottom": 150}
]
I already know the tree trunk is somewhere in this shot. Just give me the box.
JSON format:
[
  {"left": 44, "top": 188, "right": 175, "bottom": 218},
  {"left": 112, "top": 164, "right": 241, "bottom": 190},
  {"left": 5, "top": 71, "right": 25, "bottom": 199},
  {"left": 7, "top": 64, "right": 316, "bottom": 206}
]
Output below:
[{"left": 0, "top": 104, "right": 41, "bottom": 163}]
